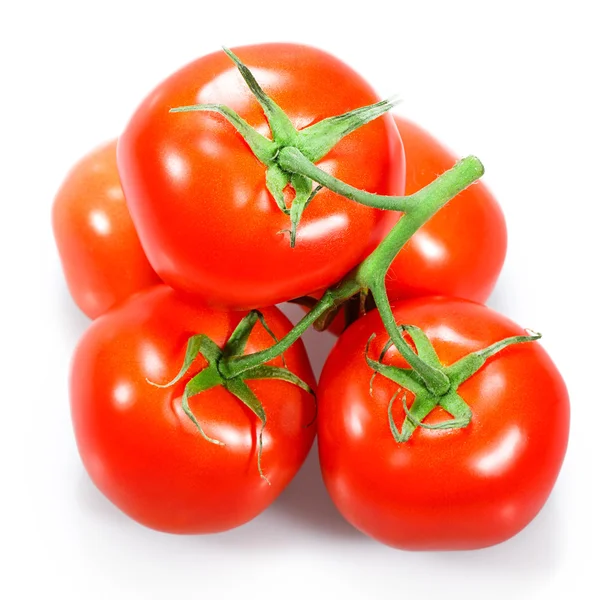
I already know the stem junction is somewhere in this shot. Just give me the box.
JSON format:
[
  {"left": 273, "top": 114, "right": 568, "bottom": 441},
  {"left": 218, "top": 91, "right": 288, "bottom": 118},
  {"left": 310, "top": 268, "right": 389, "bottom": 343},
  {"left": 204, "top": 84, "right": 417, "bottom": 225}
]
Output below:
[{"left": 160, "top": 47, "right": 532, "bottom": 458}]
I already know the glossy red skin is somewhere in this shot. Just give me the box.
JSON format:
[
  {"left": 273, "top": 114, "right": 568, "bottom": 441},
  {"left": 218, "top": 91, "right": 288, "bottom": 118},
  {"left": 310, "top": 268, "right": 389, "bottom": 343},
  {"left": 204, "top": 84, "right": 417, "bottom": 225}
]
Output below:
[
  {"left": 52, "top": 140, "right": 160, "bottom": 319},
  {"left": 118, "top": 43, "right": 404, "bottom": 309},
  {"left": 318, "top": 297, "right": 569, "bottom": 550},
  {"left": 387, "top": 117, "right": 507, "bottom": 303},
  {"left": 70, "top": 285, "right": 316, "bottom": 533}
]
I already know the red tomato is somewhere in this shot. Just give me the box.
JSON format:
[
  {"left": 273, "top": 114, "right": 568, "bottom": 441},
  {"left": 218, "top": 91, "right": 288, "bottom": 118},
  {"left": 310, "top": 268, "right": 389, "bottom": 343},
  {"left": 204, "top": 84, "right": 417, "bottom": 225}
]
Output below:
[
  {"left": 70, "top": 285, "right": 316, "bottom": 533},
  {"left": 117, "top": 43, "right": 404, "bottom": 309},
  {"left": 387, "top": 117, "right": 507, "bottom": 303},
  {"left": 52, "top": 140, "right": 160, "bottom": 319},
  {"left": 318, "top": 297, "right": 569, "bottom": 550}
]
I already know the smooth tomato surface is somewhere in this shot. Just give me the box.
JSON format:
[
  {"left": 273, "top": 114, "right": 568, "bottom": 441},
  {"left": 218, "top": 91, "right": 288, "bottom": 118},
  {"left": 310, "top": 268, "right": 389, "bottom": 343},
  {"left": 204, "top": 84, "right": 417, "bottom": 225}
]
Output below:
[
  {"left": 318, "top": 297, "right": 569, "bottom": 550},
  {"left": 118, "top": 43, "right": 404, "bottom": 309},
  {"left": 52, "top": 140, "right": 160, "bottom": 319},
  {"left": 387, "top": 117, "right": 507, "bottom": 303},
  {"left": 70, "top": 285, "right": 316, "bottom": 533}
]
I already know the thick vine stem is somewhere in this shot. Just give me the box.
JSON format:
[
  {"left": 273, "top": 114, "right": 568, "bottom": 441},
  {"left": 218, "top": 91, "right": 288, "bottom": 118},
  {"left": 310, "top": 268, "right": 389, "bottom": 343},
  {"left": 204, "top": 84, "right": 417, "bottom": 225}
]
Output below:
[
  {"left": 220, "top": 156, "right": 484, "bottom": 385},
  {"left": 277, "top": 147, "right": 413, "bottom": 211},
  {"left": 355, "top": 155, "right": 484, "bottom": 394}
]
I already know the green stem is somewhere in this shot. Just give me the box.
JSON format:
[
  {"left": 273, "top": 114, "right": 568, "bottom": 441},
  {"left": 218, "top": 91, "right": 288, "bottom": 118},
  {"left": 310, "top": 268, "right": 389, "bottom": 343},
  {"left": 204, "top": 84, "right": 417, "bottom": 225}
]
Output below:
[
  {"left": 370, "top": 283, "right": 450, "bottom": 395},
  {"left": 221, "top": 154, "right": 484, "bottom": 388},
  {"left": 357, "top": 156, "right": 484, "bottom": 280},
  {"left": 277, "top": 147, "right": 412, "bottom": 210},
  {"left": 355, "top": 155, "right": 484, "bottom": 394},
  {"left": 220, "top": 279, "right": 361, "bottom": 378}
]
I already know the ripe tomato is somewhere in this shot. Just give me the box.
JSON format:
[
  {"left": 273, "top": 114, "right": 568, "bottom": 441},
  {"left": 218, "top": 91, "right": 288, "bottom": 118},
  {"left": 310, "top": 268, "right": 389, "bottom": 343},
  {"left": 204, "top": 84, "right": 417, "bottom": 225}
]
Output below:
[
  {"left": 70, "top": 285, "right": 316, "bottom": 533},
  {"left": 52, "top": 140, "right": 160, "bottom": 319},
  {"left": 387, "top": 117, "right": 507, "bottom": 303},
  {"left": 318, "top": 297, "right": 569, "bottom": 550},
  {"left": 118, "top": 43, "right": 404, "bottom": 309}
]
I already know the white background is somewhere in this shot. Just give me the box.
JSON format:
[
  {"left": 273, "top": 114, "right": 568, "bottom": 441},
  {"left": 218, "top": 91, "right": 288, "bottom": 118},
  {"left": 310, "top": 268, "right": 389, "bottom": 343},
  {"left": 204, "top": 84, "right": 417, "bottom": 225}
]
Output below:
[{"left": 1, "top": 1, "right": 598, "bottom": 598}]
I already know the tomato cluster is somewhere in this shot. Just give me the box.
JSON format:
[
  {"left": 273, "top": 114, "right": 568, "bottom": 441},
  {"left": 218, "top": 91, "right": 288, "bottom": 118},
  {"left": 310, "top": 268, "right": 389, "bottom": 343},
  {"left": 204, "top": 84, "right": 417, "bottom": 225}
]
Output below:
[{"left": 53, "top": 43, "right": 569, "bottom": 549}]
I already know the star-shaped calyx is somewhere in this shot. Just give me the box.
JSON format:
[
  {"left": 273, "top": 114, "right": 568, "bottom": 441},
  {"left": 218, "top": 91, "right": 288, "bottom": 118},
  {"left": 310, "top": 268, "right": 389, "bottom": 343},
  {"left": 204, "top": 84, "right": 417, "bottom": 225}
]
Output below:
[
  {"left": 149, "top": 311, "right": 315, "bottom": 482},
  {"left": 170, "top": 47, "right": 399, "bottom": 247},
  {"left": 366, "top": 325, "right": 541, "bottom": 442}
]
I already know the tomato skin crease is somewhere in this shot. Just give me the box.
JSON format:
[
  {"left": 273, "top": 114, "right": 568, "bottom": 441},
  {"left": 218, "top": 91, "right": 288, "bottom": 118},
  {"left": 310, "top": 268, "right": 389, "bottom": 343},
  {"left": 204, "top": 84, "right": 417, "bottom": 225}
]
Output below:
[
  {"left": 52, "top": 140, "right": 160, "bottom": 319},
  {"left": 387, "top": 117, "right": 507, "bottom": 303},
  {"left": 317, "top": 297, "right": 569, "bottom": 550},
  {"left": 70, "top": 285, "right": 316, "bottom": 534},
  {"left": 117, "top": 43, "right": 404, "bottom": 310}
]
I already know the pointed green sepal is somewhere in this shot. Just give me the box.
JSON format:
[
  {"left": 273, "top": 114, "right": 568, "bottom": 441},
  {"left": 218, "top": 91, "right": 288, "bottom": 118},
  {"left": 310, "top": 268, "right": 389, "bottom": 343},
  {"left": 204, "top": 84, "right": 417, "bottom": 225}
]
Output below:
[
  {"left": 399, "top": 325, "right": 443, "bottom": 367},
  {"left": 224, "top": 377, "right": 270, "bottom": 484},
  {"left": 224, "top": 311, "right": 261, "bottom": 358},
  {"left": 253, "top": 312, "right": 287, "bottom": 368},
  {"left": 266, "top": 165, "right": 291, "bottom": 214},
  {"left": 147, "top": 334, "right": 222, "bottom": 388},
  {"left": 446, "top": 331, "right": 542, "bottom": 387},
  {"left": 387, "top": 389, "right": 405, "bottom": 443},
  {"left": 298, "top": 96, "right": 400, "bottom": 162},
  {"left": 437, "top": 391, "right": 472, "bottom": 428},
  {"left": 394, "top": 391, "right": 438, "bottom": 443},
  {"left": 288, "top": 174, "right": 314, "bottom": 247},
  {"left": 181, "top": 365, "right": 226, "bottom": 446},
  {"left": 223, "top": 310, "right": 287, "bottom": 365},
  {"left": 222, "top": 47, "right": 298, "bottom": 146},
  {"left": 169, "top": 103, "right": 277, "bottom": 164},
  {"left": 305, "top": 184, "right": 323, "bottom": 209},
  {"left": 365, "top": 334, "right": 424, "bottom": 397},
  {"left": 244, "top": 365, "right": 315, "bottom": 397},
  {"left": 244, "top": 364, "right": 317, "bottom": 427}
]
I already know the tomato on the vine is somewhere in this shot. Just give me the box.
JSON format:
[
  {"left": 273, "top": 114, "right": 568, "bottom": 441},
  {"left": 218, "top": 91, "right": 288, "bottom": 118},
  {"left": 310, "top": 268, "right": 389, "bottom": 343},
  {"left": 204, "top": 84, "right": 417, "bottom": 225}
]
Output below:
[
  {"left": 295, "top": 116, "right": 507, "bottom": 335},
  {"left": 52, "top": 140, "right": 160, "bottom": 319},
  {"left": 386, "top": 116, "right": 506, "bottom": 303},
  {"left": 70, "top": 285, "right": 316, "bottom": 533},
  {"left": 117, "top": 43, "right": 404, "bottom": 309},
  {"left": 317, "top": 297, "right": 569, "bottom": 550}
]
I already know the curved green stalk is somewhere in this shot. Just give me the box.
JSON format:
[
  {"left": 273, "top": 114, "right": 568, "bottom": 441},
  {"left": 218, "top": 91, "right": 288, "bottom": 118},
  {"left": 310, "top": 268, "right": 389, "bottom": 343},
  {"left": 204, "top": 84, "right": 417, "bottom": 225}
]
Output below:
[
  {"left": 277, "top": 146, "right": 412, "bottom": 211},
  {"left": 222, "top": 156, "right": 484, "bottom": 390}
]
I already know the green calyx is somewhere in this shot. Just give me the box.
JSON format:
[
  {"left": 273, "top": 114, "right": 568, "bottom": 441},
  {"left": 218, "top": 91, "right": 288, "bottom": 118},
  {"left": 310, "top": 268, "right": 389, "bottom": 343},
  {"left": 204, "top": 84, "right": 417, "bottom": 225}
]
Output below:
[
  {"left": 170, "top": 47, "right": 399, "bottom": 247},
  {"left": 366, "top": 326, "right": 541, "bottom": 442},
  {"left": 148, "top": 310, "right": 315, "bottom": 482}
]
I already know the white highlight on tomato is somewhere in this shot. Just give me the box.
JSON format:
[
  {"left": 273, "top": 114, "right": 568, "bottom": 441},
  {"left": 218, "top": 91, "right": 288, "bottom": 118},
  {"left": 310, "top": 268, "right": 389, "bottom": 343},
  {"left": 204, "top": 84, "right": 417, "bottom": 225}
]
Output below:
[
  {"left": 165, "top": 151, "right": 189, "bottom": 182},
  {"left": 89, "top": 210, "right": 111, "bottom": 236},
  {"left": 113, "top": 382, "right": 134, "bottom": 408},
  {"left": 473, "top": 426, "right": 523, "bottom": 476},
  {"left": 139, "top": 343, "right": 167, "bottom": 382},
  {"left": 297, "top": 214, "right": 348, "bottom": 242},
  {"left": 412, "top": 230, "right": 445, "bottom": 262},
  {"left": 105, "top": 185, "right": 123, "bottom": 201}
]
